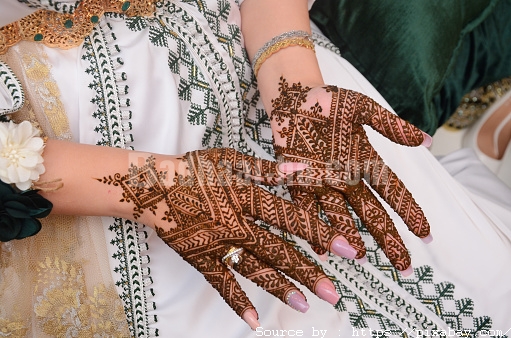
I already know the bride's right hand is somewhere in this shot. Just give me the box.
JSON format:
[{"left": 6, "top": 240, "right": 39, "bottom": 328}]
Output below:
[{"left": 96, "top": 147, "right": 352, "bottom": 329}]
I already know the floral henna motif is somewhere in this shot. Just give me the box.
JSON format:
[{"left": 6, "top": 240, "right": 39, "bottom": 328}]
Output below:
[
  {"left": 270, "top": 78, "right": 430, "bottom": 270},
  {"left": 370, "top": 168, "right": 430, "bottom": 238},
  {"left": 235, "top": 256, "right": 297, "bottom": 303},
  {"left": 96, "top": 148, "right": 333, "bottom": 318},
  {"left": 238, "top": 184, "right": 335, "bottom": 251}
]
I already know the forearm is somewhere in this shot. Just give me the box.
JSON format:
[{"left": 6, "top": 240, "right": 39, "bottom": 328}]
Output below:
[
  {"left": 240, "top": 0, "right": 324, "bottom": 110},
  {"left": 38, "top": 139, "right": 175, "bottom": 227}
]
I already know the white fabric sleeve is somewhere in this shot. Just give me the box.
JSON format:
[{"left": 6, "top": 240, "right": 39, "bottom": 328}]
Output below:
[{"left": 0, "top": 0, "right": 38, "bottom": 27}]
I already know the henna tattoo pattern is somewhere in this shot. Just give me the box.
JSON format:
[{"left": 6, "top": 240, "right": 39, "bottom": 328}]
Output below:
[
  {"left": 97, "top": 156, "right": 169, "bottom": 220},
  {"left": 271, "top": 78, "right": 430, "bottom": 271},
  {"left": 97, "top": 148, "right": 339, "bottom": 317}
]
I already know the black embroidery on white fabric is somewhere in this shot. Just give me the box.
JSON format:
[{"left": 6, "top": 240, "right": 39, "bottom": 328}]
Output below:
[
  {"left": 124, "top": 1, "right": 255, "bottom": 151},
  {"left": 81, "top": 19, "right": 153, "bottom": 338},
  {"left": 82, "top": 24, "right": 134, "bottom": 149},
  {"left": 72, "top": 0, "right": 503, "bottom": 335},
  {"left": 292, "top": 208, "right": 505, "bottom": 336},
  {"left": 0, "top": 62, "right": 25, "bottom": 116},
  {"left": 124, "top": 11, "right": 224, "bottom": 144},
  {"left": 243, "top": 66, "right": 274, "bottom": 155},
  {"left": 198, "top": 1, "right": 252, "bottom": 103},
  {"left": 244, "top": 105, "right": 274, "bottom": 155}
]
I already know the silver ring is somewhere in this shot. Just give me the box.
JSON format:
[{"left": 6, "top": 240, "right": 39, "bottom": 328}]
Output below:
[{"left": 222, "top": 247, "right": 244, "bottom": 268}]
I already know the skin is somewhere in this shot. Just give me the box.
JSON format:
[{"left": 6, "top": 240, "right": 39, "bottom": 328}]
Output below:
[{"left": 30, "top": 1, "right": 349, "bottom": 328}]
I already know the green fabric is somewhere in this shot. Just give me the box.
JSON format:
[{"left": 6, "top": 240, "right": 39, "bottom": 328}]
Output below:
[
  {"left": 310, "top": 0, "right": 511, "bottom": 134},
  {"left": 434, "top": 0, "right": 511, "bottom": 127},
  {"left": 0, "top": 181, "right": 51, "bottom": 242}
]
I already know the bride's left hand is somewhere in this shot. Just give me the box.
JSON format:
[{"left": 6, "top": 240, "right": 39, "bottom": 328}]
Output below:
[{"left": 270, "top": 78, "right": 432, "bottom": 272}]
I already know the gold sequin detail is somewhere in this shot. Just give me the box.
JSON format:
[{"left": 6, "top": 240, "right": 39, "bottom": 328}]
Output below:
[
  {"left": 446, "top": 77, "right": 511, "bottom": 129},
  {"left": 0, "top": 0, "right": 156, "bottom": 54}
]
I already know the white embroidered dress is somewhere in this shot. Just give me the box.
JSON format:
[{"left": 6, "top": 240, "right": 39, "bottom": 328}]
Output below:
[{"left": 1, "top": 0, "right": 511, "bottom": 337}]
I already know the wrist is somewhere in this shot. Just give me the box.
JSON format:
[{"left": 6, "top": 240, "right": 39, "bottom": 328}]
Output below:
[
  {"left": 257, "top": 46, "right": 325, "bottom": 111},
  {"left": 37, "top": 140, "right": 181, "bottom": 225},
  {"left": 240, "top": 0, "right": 323, "bottom": 112},
  {"left": 104, "top": 152, "right": 185, "bottom": 230},
  {"left": 241, "top": 0, "right": 310, "bottom": 61}
]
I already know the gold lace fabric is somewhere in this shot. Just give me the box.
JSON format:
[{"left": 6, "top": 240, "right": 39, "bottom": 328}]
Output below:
[
  {"left": 0, "top": 43, "right": 130, "bottom": 337},
  {"left": 0, "top": 216, "right": 130, "bottom": 337},
  {"left": 0, "top": 0, "right": 155, "bottom": 55}
]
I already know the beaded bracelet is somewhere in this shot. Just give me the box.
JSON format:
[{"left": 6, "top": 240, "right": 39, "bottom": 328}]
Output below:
[{"left": 252, "top": 30, "right": 315, "bottom": 77}]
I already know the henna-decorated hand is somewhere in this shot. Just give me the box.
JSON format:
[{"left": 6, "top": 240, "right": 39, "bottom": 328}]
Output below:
[
  {"left": 97, "top": 148, "right": 352, "bottom": 329},
  {"left": 270, "top": 78, "right": 432, "bottom": 272}
]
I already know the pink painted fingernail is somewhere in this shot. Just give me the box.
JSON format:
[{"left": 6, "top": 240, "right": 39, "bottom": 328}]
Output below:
[
  {"left": 356, "top": 255, "right": 367, "bottom": 265},
  {"left": 242, "top": 309, "right": 260, "bottom": 330},
  {"left": 330, "top": 237, "right": 358, "bottom": 259},
  {"left": 278, "top": 162, "right": 309, "bottom": 174},
  {"left": 318, "top": 252, "right": 329, "bottom": 261},
  {"left": 315, "top": 279, "right": 340, "bottom": 305},
  {"left": 286, "top": 291, "right": 310, "bottom": 313},
  {"left": 400, "top": 265, "right": 414, "bottom": 277},
  {"left": 421, "top": 131, "right": 433, "bottom": 148},
  {"left": 421, "top": 234, "right": 433, "bottom": 244}
]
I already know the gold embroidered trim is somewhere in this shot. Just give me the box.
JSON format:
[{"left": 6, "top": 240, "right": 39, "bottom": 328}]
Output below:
[
  {"left": 1, "top": 44, "right": 73, "bottom": 141},
  {"left": 22, "top": 52, "right": 72, "bottom": 139},
  {"left": 0, "top": 0, "right": 156, "bottom": 55}
]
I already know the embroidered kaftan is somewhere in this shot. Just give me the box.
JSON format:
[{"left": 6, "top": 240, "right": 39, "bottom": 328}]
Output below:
[{"left": 1, "top": 0, "right": 511, "bottom": 337}]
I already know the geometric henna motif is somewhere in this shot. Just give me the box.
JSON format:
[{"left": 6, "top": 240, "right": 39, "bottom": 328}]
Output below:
[
  {"left": 96, "top": 156, "right": 167, "bottom": 220},
  {"left": 97, "top": 148, "right": 331, "bottom": 318}
]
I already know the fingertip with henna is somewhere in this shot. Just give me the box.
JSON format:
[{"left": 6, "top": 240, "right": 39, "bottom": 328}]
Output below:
[
  {"left": 242, "top": 309, "right": 260, "bottom": 330},
  {"left": 400, "top": 265, "right": 414, "bottom": 277},
  {"left": 330, "top": 237, "right": 358, "bottom": 259},
  {"left": 421, "top": 131, "right": 433, "bottom": 148},
  {"left": 315, "top": 279, "right": 340, "bottom": 305},
  {"left": 421, "top": 233, "right": 433, "bottom": 244}
]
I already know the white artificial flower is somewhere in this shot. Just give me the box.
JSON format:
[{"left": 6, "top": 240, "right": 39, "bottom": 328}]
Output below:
[{"left": 0, "top": 121, "right": 45, "bottom": 190}]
